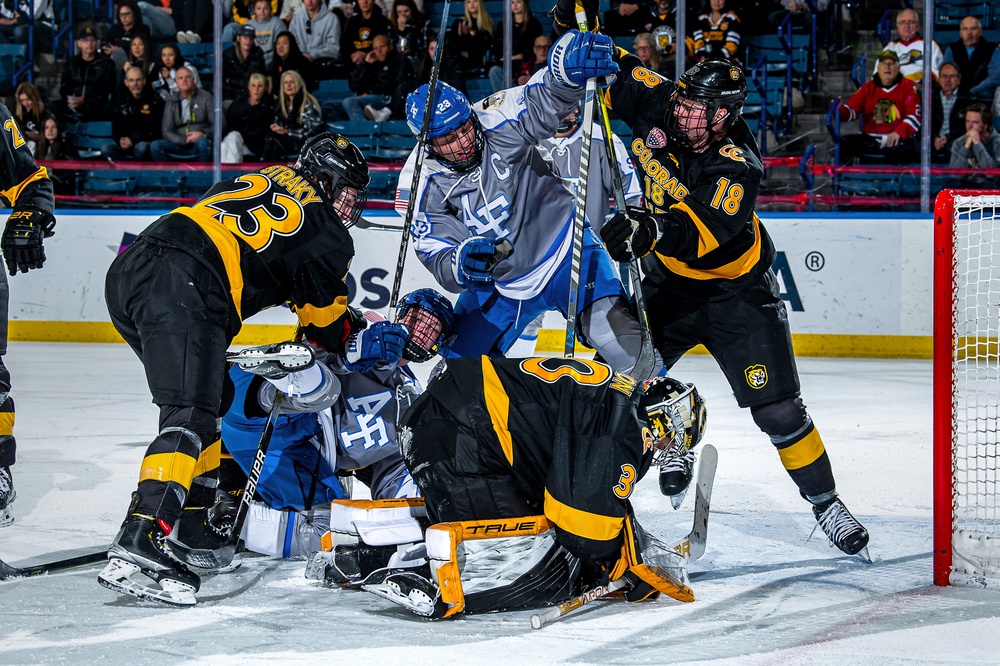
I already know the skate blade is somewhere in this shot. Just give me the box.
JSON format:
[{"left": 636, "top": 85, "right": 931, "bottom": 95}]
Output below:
[
  {"left": 97, "top": 558, "right": 197, "bottom": 607},
  {"left": 0, "top": 505, "right": 13, "bottom": 528},
  {"left": 855, "top": 546, "right": 873, "bottom": 563},
  {"left": 669, "top": 486, "right": 688, "bottom": 510},
  {"left": 166, "top": 539, "right": 236, "bottom": 570}
]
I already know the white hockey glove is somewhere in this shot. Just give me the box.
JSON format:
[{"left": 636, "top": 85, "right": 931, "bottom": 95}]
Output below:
[{"left": 548, "top": 30, "right": 618, "bottom": 89}]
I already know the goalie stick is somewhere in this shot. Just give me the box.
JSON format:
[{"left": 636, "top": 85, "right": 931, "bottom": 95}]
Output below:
[
  {"left": 0, "top": 549, "right": 108, "bottom": 581},
  {"left": 529, "top": 443, "right": 717, "bottom": 629}
]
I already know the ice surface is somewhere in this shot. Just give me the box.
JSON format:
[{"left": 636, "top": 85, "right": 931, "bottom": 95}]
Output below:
[{"left": 1, "top": 343, "right": 998, "bottom": 665}]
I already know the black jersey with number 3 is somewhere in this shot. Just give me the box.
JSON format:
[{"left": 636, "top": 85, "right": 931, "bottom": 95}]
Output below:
[
  {"left": 606, "top": 51, "right": 775, "bottom": 302},
  {"left": 139, "top": 165, "right": 354, "bottom": 349}
]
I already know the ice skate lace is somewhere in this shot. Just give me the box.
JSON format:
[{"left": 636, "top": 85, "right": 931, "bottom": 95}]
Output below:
[
  {"left": 809, "top": 500, "right": 863, "bottom": 547},
  {"left": 660, "top": 450, "right": 696, "bottom": 473}
]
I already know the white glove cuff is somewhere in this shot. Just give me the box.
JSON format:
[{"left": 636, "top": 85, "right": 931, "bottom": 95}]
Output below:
[{"left": 266, "top": 364, "right": 323, "bottom": 397}]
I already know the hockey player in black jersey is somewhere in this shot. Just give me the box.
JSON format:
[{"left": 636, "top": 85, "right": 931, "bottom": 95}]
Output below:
[
  {"left": 362, "top": 357, "right": 699, "bottom": 619},
  {"left": 0, "top": 102, "right": 57, "bottom": 528},
  {"left": 551, "top": 0, "right": 869, "bottom": 558},
  {"left": 99, "top": 133, "right": 410, "bottom": 606}
]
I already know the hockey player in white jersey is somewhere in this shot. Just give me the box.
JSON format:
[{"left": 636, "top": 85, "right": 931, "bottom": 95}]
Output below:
[
  {"left": 509, "top": 105, "right": 644, "bottom": 357},
  {"left": 201, "top": 290, "right": 455, "bottom": 562},
  {"left": 395, "top": 29, "right": 658, "bottom": 378}
]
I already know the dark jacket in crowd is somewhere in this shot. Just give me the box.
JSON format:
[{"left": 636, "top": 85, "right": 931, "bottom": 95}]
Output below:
[
  {"left": 224, "top": 93, "right": 276, "bottom": 158},
  {"left": 342, "top": 6, "right": 393, "bottom": 57},
  {"left": 110, "top": 85, "right": 165, "bottom": 145},
  {"left": 59, "top": 53, "right": 118, "bottom": 121},
  {"left": 222, "top": 43, "right": 267, "bottom": 101},
  {"left": 944, "top": 37, "right": 1000, "bottom": 98},
  {"left": 348, "top": 49, "right": 415, "bottom": 96}
]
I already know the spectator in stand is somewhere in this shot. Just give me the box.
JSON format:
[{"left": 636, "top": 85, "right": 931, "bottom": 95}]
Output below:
[
  {"left": 280, "top": 0, "right": 304, "bottom": 21},
  {"left": 243, "top": 0, "right": 288, "bottom": 65},
  {"left": 150, "top": 66, "right": 214, "bottom": 162},
  {"left": 137, "top": 0, "right": 177, "bottom": 42},
  {"left": 103, "top": 1, "right": 152, "bottom": 71},
  {"left": 511, "top": 33, "right": 550, "bottom": 87},
  {"left": 768, "top": 0, "right": 824, "bottom": 32},
  {"left": 950, "top": 102, "right": 1000, "bottom": 170},
  {"left": 390, "top": 0, "right": 428, "bottom": 71},
  {"left": 173, "top": 0, "right": 214, "bottom": 43},
  {"left": 445, "top": 0, "right": 494, "bottom": 77},
  {"left": 875, "top": 8, "right": 943, "bottom": 90},
  {"left": 151, "top": 43, "right": 202, "bottom": 101},
  {"left": 943, "top": 16, "right": 1000, "bottom": 101},
  {"left": 343, "top": 33, "right": 414, "bottom": 121},
  {"left": 58, "top": 26, "right": 118, "bottom": 122},
  {"left": 221, "top": 0, "right": 284, "bottom": 43},
  {"left": 838, "top": 50, "right": 920, "bottom": 165},
  {"left": 344, "top": 0, "right": 394, "bottom": 65},
  {"left": 223, "top": 24, "right": 267, "bottom": 103},
  {"left": 122, "top": 34, "right": 156, "bottom": 82},
  {"left": 931, "top": 62, "right": 972, "bottom": 164},
  {"left": 13, "top": 82, "right": 52, "bottom": 156},
  {"left": 633, "top": 32, "right": 661, "bottom": 71},
  {"left": 288, "top": 0, "right": 343, "bottom": 81},
  {"left": 417, "top": 37, "right": 467, "bottom": 94},
  {"left": 102, "top": 66, "right": 164, "bottom": 161},
  {"left": 262, "top": 70, "right": 322, "bottom": 160},
  {"left": 221, "top": 73, "right": 276, "bottom": 163},
  {"left": 603, "top": 0, "right": 652, "bottom": 36},
  {"left": 486, "top": 0, "right": 542, "bottom": 92},
  {"left": 36, "top": 117, "right": 76, "bottom": 195},
  {"left": 268, "top": 31, "right": 312, "bottom": 92},
  {"left": 691, "top": 0, "right": 742, "bottom": 66}
]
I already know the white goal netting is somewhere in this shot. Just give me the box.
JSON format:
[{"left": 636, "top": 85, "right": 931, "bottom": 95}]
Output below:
[{"left": 942, "top": 192, "right": 1000, "bottom": 587}]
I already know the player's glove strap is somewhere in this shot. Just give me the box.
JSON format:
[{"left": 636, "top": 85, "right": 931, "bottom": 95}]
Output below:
[{"left": 2, "top": 205, "right": 55, "bottom": 275}]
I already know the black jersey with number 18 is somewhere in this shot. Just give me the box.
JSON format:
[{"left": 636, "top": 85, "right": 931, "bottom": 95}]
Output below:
[{"left": 606, "top": 51, "right": 776, "bottom": 302}]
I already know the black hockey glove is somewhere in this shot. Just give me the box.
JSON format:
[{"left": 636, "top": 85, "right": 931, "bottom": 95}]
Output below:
[
  {"left": 600, "top": 206, "right": 658, "bottom": 262},
  {"left": 550, "top": 0, "right": 600, "bottom": 35},
  {"left": 2, "top": 205, "right": 55, "bottom": 276}
]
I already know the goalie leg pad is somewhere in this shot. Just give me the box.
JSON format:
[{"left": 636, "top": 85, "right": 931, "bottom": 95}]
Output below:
[{"left": 619, "top": 511, "right": 693, "bottom": 603}]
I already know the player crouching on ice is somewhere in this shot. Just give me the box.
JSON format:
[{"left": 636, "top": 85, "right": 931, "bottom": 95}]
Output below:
[
  {"left": 218, "top": 290, "right": 454, "bottom": 564},
  {"left": 354, "top": 357, "right": 710, "bottom": 620}
]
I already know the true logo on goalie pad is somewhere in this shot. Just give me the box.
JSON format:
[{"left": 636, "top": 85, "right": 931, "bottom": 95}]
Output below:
[{"left": 744, "top": 364, "right": 768, "bottom": 389}]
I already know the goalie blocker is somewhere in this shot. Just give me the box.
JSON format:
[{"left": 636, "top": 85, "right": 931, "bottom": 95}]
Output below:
[{"left": 349, "top": 356, "right": 700, "bottom": 618}]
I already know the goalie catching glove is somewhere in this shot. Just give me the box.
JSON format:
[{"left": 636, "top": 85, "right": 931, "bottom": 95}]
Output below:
[
  {"left": 548, "top": 29, "right": 618, "bottom": 89},
  {"left": 2, "top": 205, "right": 55, "bottom": 275},
  {"left": 600, "top": 206, "right": 659, "bottom": 262}
]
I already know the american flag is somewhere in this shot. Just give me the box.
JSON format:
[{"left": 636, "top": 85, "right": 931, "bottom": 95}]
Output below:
[{"left": 395, "top": 188, "right": 410, "bottom": 209}]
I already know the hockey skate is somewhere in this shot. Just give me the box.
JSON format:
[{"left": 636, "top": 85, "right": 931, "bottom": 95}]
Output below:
[
  {"left": 306, "top": 541, "right": 426, "bottom": 588},
  {"left": 226, "top": 341, "right": 315, "bottom": 379},
  {"left": 363, "top": 569, "right": 448, "bottom": 619},
  {"left": 0, "top": 466, "right": 14, "bottom": 527},
  {"left": 811, "top": 497, "right": 871, "bottom": 560},
  {"left": 167, "top": 491, "right": 240, "bottom": 571},
  {"left": 659, "top": 449, "right": 697, "bottom": 509},
  {"left": 98, "top": 512, "right": 201, "bottom": 607}
]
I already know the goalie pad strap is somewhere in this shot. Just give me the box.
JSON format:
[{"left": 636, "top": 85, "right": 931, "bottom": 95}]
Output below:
[
  {"left": 321, "top": 498, "right": 428, "bottom": 551},
  {"left": 620, "top": 513, "right": 694, "bottom": 603}
]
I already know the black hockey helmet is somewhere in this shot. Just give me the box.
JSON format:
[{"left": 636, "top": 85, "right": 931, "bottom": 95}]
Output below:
[
  {"left": 639, "top": 377, "right": 707, "bottom": 465},
  {"left": 665, "top": 60, "right": 746, "bottom": 151},
  {"left": 296, "top": 132, "right": 371, "bottom": 226}
]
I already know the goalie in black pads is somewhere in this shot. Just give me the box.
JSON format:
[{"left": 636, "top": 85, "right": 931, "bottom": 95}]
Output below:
[
  {"left": 362, "top": 357, "right": 703, "bottom": 619},
  {"left": 0, "top": 101, "right": 57, "bottom": 528},
  {"left": 99, "top": 133, "right": 409, "bottom": 606},
  {"left": 552, "top": 0, "right": 869, "bottom": 558}
]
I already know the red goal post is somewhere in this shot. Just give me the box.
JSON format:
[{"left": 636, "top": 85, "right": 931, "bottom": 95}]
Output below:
[{"left": 934, "top": 189, "right": 1000, "bottom": 588}]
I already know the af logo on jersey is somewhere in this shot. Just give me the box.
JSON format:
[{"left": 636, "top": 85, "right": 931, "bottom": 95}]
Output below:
[{"left": 745, "top": 364, "right": 768, "bottom": 389}]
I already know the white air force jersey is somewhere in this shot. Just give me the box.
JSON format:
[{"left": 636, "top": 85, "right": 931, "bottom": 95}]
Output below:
[
  {"left": 396, "top": 68, "right": 585, "bottom": 299},
  {"left": 538, "top": 125, "right": 643, "bottom": 234}
]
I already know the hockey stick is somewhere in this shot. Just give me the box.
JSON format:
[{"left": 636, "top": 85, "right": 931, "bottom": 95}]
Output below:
[
  {"left": 348, "top": 216, "right": 404, "bottom": 232},
  {"left": 529, "top": 443, "right": 717, "bottom": 629},
  {"left": 564, "top": 0, "right": 597, "bottom": 359},
  {"left": 593, "top": 91, "right": 656, "bottom": 379},
  {"left": 0, "top": 549, "right": 108, "bottom": 580},
  {"left": 388, "top": 0, "right": 453, "bottom": 309}
]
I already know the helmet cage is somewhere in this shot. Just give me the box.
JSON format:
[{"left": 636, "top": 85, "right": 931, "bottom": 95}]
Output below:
[
  {"left": 642, "top": 377, "right": 707, "bottom": 466},
  {"left": 296, "top": 133, "right": 370, "bottom": 226},
  {"left": 394, "top": 288, "right": 455, "bottom": 362},
  {"left": 405, "top": 82, "right": 484, "bottom": 172},
  {"left": 665, "top": 61, "right": 746, "bottom": 151}
]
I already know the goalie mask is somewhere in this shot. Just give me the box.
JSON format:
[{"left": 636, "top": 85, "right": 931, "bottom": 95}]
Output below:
[
  {"left": 296, "top": 132, "right": 370, "bottom": 226},
  {"left": 640, "top": 377, "right": 707, "bottom": 465},
  {"left": 665, "top": 60, "right": 746, "bottom": 152},
  {"left": 405, "top": 82, "right": 484, "bottom": 172},
  {"left": 395, "top": 288, "right": 455, "bottom": 362}
]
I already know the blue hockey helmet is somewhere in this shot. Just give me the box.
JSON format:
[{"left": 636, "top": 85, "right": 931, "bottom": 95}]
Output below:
[
  {"left": 405, "top": 82, "right": 484, "bottom": 171},
  {"left": 395, "top": 288, "right": 455, "bottom": 362}
]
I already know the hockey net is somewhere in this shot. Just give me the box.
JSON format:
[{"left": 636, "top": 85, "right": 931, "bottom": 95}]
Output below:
[{"left": 934, "top": 189, "right": 1000, "bottom": 589}]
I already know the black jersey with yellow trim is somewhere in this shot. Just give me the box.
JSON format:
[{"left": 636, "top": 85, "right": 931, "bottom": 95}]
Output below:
[
  {"left": 438, "top": 356, "right": 653, "bottom": 561},
  {"left": 606, "top": 51, "right": 776, "bottom": 302},
  {"left": 0, "top": 102, "right": 54, "bottom": 214},
  {"left": 139, "top": 165, "right": 354, "bottom": 349}
]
